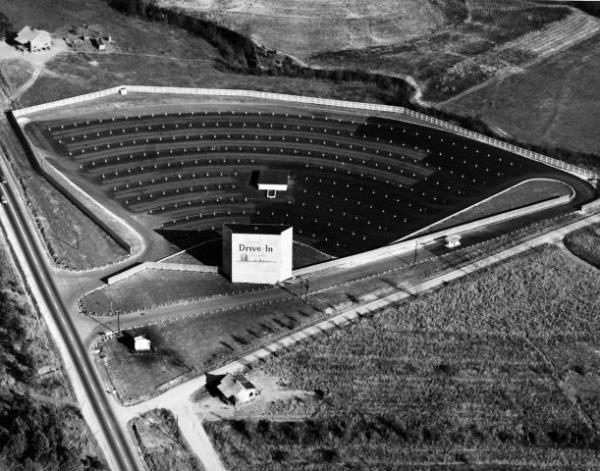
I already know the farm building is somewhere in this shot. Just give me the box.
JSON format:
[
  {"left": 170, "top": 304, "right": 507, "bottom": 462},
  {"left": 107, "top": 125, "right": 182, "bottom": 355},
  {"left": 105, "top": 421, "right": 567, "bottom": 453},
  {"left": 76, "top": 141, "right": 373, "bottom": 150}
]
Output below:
[
  {"left": 216, "top": 374, "right": 258, "bottom": 404},
  {"left": 93, "top": 37, "right": 106, "bottom": 50},
  {"left": 257, "top": 170, "right": 288, "bottom": 198},
  {"left": 133, "top": 335, "right": 151, "bottom": 352},
  {"left": 222, "top": 223, "right": 293, "bottom": 284},
  {"left": 15, "top": 26, "right": 51, "bottom": 52}
]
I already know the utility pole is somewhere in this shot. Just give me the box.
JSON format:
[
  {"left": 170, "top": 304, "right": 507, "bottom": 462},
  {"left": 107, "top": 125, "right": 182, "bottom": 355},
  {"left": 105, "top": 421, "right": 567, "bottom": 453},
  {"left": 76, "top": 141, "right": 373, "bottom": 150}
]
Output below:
[{"left": 413, "top": 240, "right": 418, "bottom": 265}]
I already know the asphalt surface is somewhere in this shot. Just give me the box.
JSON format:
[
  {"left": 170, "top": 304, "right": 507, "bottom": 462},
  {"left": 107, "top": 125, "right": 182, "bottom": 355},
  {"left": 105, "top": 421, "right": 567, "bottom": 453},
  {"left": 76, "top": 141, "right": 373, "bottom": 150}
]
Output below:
[{"left": 0, "top": 149, "right": 143, "bottom": 471}]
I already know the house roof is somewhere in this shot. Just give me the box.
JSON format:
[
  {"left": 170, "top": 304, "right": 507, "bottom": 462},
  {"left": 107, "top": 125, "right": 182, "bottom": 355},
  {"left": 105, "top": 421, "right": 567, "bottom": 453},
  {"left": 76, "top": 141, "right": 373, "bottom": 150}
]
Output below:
[
  {"left": 15, "top": 26, "right": 51, "bottom": 45},
  {"left": 232, "top": 374, "right": 256, "bottom": 389},
  {"left": 258, "top": 170, "right": 288, "bottom": 186},
  {"left": 216, "top": 374, "right": 256, "bottom": 398},
  {"left": 225, "top": 223, "right": 291, "bottom": 235}
]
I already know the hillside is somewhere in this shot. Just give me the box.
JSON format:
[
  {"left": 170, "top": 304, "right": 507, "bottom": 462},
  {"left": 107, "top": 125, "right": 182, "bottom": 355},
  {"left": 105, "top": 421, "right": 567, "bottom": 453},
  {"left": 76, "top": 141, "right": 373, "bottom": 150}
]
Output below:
[
  {"left": 445, "top": 32, "right": 600, "bottom": 156},
  {"left": 0, "top": 228, "right": 105, "bottom": 469},
  {"left": 152, "top": 0, "right": 462, "bottom": 59},
  {"left": 146, "top": 0, "right": 599, "bottom": 103}
]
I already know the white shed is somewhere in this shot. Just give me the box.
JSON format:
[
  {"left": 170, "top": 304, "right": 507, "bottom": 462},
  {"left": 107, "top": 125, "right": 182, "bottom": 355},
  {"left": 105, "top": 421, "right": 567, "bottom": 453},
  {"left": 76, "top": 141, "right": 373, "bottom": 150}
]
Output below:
[
  {"left": 216, "top": 373, "right": 258, "bottom": 404},
  {"left": 445, "top": 234, "right": 462, "bottom": 249},
  {"left": 133, "top": 335, "right": 151, "bottom": 352}
]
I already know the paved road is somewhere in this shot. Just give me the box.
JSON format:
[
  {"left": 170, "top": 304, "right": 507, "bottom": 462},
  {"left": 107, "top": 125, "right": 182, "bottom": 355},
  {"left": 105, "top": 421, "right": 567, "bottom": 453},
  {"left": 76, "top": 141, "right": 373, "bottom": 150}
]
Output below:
[{"left": 0, "top": 149, "right": 143, "bottom": 471}]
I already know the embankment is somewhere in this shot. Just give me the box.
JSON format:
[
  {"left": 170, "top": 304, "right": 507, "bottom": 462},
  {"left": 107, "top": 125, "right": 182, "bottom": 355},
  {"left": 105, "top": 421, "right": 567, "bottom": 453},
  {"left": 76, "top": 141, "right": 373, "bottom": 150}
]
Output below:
[{"left": 106, "top": 0, "right": 417, "bottom": 107}]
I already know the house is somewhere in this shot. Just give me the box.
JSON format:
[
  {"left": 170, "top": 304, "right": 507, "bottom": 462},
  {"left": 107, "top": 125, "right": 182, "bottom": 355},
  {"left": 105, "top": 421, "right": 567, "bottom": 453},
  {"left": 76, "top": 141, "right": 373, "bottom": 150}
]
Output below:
[
  {"left": 257, "top": 170, "right": 288, "bottom": 198},
  {"left": 445, "top": 234, "right": 462, "bottom": 249},
  {"left": 216, "top": 373, "right": 258, "bottom": 404},
  {"left": 133, "top": 335, "right": 151, "bottom": 352},
  {"left": 15, "top": 26, "right": 51, "bottom": 52}
]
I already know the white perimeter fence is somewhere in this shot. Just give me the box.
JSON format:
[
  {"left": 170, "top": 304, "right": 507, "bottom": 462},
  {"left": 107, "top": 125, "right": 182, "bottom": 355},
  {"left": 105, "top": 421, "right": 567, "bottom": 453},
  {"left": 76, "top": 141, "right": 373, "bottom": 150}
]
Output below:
[{"left": 12, "top": 85, "right": 598, "bottom": 182}]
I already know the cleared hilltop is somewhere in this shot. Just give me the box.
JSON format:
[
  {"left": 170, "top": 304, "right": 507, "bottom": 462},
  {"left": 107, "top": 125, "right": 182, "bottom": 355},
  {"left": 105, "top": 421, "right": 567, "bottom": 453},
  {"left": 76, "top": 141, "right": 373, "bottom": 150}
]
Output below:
[{"left": 152, "top": 0, "right": 459, "bottom": 58}]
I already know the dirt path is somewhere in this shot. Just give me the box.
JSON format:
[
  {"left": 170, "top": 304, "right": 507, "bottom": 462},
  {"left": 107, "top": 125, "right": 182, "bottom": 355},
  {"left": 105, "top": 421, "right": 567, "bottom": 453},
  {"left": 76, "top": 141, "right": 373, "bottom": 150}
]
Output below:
[
  {"left": 76, "top": 49, "right": 214, "bottom": 63},
  {"left": 0, "top": 39, "right": 70, "bottom": 108},
  {"left": 172, "top": 402, "right": 228, "bottom": 471},
  {"left": 9, "top": 66, "right": 42, "bottom": 103}
]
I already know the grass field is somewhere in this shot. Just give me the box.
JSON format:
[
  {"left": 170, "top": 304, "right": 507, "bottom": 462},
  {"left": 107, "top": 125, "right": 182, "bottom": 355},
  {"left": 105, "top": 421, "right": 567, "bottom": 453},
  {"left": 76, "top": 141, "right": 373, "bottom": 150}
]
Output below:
[
  {"left": 100, "top": 296, "right": 336, "bottom": 403},
  {"left": 21, "top": 167, "right": 129, "bottom": 269},
  {"left": 0, "top": 120, "right": 129, "bottom": 269},
  {"left": 564, "top": 223, "right": 600, "bottom": 269},
  {"left": 445, "top": 33, "right": 600, "bottom": 157},
  {"left": 0, "top": 58, "right": 33, "bottom": 96},
  {"left": 81, "top": 242, "right": 330, "bottom": 315},
  {"left": 21, "top": 49, "right": 400, "bottom": 106},
  {"left": 424, "top": 177, "right": 573, "bottom": 233},
  {"left": 204, "top": 245, "right": 600, "bottom": 469},
  {"left": 81, "top": 270, "right": 262, "bottom": 316},
  {"left": 129, "top": 409, "right": 203, "bottom": 471}
]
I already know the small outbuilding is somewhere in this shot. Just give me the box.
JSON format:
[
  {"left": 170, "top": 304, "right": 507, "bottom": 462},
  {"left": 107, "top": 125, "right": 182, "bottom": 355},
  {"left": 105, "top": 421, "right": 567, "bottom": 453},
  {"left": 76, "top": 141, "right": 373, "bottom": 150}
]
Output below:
[
  {"left": 445, "top": 234, "right": 462, "bottom": 249},
  {"left": 133, "top": 335, "right": 151, "bottom": 352},
  {"left": 216, "top": 373, "right": 258, "bottom": 404},
  {"left": 93, "top": 37, "right": 106, "bottom": 50},
  {"left": 257, "top": 170, "right": 288, "bottom": 198},
  {"left": 15, "top": 26, "right": 52, "bottom": 52}
]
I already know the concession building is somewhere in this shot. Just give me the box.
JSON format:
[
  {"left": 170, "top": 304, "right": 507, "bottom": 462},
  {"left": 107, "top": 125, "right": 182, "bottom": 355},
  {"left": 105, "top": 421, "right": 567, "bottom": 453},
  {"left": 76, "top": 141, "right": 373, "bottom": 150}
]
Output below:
[
  {"left": 222, "top": 223, "right": 293, "bottom": 284},
  {"left": 257, "top": 170, "right": 289, "bottom": 198}
]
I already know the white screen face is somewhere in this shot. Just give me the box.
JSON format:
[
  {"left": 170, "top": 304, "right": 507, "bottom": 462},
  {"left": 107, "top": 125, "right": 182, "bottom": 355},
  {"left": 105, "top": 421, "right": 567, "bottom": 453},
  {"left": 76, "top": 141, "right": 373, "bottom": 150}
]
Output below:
[
  {"left": 233, "top": 235, "right": 280, "bottom": 264},
  {"left": 226, "top": 227, "right": 292, "bottom": 284}
]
